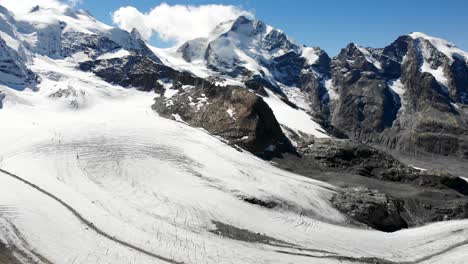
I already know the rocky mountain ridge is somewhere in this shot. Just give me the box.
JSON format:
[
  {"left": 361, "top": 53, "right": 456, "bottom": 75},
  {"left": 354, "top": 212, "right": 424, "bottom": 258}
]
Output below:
[{"left": 158, "top": 18, "right": 468, "bottom": 159}]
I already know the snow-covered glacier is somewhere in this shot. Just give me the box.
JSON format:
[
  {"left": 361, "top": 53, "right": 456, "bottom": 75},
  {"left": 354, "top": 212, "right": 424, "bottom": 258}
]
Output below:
[{"left": 0, "top": 3, "right": 468, "bottom": 264}]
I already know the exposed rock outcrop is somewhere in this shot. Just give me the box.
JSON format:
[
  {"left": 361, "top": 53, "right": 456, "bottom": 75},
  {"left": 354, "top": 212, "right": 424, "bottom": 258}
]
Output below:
[
  {"left": 332, "top": 187, "right": 408, "bottom": 232},
  {"left": 80, "top": 55, "right": 197, "bottom": 92},
  {"left": 152, "top": 83, "right": 294, "bottom": 157}
]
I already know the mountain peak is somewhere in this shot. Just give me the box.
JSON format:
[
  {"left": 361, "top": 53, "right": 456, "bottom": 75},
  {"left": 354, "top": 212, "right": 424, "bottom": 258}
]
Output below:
[
  {"left": 408, "top": 32, "right": 468, "bottom": 62},
  {"left": 130, "top": 28, "right": 143, "bottom": 40},
  {"left": 228, "top": 15, "right": 267, "bottom": 36},
  {"left": 30, "top": 5, "right": 41, "bottom": 13}
]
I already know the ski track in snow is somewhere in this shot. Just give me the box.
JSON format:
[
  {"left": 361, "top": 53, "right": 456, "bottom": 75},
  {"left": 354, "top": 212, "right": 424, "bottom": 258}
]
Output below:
[{"left": 0, "top": 48, "right": 467, "bottom": 264}]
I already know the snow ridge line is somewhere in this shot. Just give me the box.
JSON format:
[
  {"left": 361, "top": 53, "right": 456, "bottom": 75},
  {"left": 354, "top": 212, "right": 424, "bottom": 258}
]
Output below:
[{"left": 0, "top": 168, "right": 184, "bottom": 264}]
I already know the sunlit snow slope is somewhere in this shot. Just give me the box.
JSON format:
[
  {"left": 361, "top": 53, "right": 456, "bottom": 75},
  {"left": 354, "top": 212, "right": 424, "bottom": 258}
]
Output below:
[{"left": 0, "top": 47, "right": 467, "bottom": 264}]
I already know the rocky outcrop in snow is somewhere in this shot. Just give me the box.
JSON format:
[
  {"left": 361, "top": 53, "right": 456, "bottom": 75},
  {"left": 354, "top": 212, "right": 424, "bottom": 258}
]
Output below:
[
  {"left": 80, "top": 55, "right": 192, "bottom": 91},
  {"left": 153, "top": 82, "right": 294, "bottom": 158},
  {"left": 332, "top": 187, "right": 408, "bottom": 232}
]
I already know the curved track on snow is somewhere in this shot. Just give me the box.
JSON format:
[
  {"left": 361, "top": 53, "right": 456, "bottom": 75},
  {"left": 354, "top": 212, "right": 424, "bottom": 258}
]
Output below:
[
  {"left": 0, "top": 168, "right": 183, "bottom": 264},
  {"left": 2, "top": 168, "right": 468, "bottom": 264}
]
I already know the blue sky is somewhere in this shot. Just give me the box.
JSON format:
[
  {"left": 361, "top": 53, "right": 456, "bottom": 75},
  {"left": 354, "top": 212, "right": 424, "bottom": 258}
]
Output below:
[{"left": 77, "top": 0, "right": 468, "bottom": 55}]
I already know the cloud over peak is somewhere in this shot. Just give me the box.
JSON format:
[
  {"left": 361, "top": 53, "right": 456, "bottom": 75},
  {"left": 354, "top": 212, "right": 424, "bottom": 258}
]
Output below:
[
  {"left": 112, "top": 3, "right": 254, "bottom": 43},
  {"left": 1, "top": 0, "right": 82, "bottom": 15}
]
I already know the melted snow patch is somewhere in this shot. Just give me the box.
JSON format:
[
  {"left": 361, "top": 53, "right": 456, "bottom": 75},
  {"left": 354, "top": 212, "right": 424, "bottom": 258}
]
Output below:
[
  {"left": 357, "top": 46, "right": 382, "bottom": 70},
  {"left": 226, "top": 108, "right": 236, "bottom": 120},
  {"left": 323, "top": 78, "right": 339, "bottom": 101},
  {"left": 189, "top": 94, "right": 209, "bottom": 111},
  {"left": 172, "top": 113, "right": 184, "bottom": 122},
  {"left": 387, "top": 79, "right": 406, "bottom": 96},
  {"left": 410, "top": 165, "right": 427, "bottom": 171},
  {"left": 97, "top": 49, "right": 130, "bottom": 60},
  {"left": 387, "top": 79, "right": 406, "bottom": 112}
]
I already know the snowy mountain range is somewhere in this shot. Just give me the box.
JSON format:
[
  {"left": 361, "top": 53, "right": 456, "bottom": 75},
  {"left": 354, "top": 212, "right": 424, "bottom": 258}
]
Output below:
[{"left": 1, "top": 4, "right": 468, "bottom": 264}]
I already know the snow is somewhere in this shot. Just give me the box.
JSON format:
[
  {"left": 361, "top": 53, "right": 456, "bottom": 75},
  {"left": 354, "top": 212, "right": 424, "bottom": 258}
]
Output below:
[
  {"left": 410, "top": 33, "right": 454, "bottom": 90},
  {"left": 421, "top": 63, "right": 450, "bottom": 87},
  {"left": 301, "top": 47, "right": 320, "bottom": 65},
  {"left": 2, "top": 69, "right": 468, "bottom": 262},
  {"left": 14, "top": 8, "right": 112, "bottom": 36},
  {"left": 281, "top": 85, "right": 312, "bottom": 111},
  {"left": 226, "top": 108, "right": 236, "bottom": 119},
  {"left": 96, "top": 49, "right": 130, "bottom": 60},
  {"left": 151, "top": 46, "right": 213, "bottom": 79},
  {"left": 209, "top": 19, "right": 236, "bottom": 40},
  {"left": 163, "top": 88, "right": 178, "bottom": 98},
  {"left": 410, "top": 32, "right": 468, "bottom": 62},
  {"left": 2, "top": 81, "right": 468, "bottom": 264},
  {"left": 172, "top": 113, "right": 184, "bottom": 122},
  {"left": 387, "top": 79, "right": 406, "bottom": 111},
  {"left": 0, "top": 31, "right": 20, "bottom": 51},
  {"left": 0, "top": 7, "right": 468, "bottom": 263},
  {"left": 188, "top": 94, "right": 209, "bottom": 111},
  {"left": 357, "top": 46, "right": 382, "bottom": 70},
  {"left": 261, "top": 90, "right": 330, "bottom": 138},
  {"left": 0, "top": 57, "right": 349, "bottom": 263},
  {"left": 323, "top": 78, "right": 339, "bottom": 101},
  {"left": 67, "top": 51, "right": 90, "bottom": 63},
  {"left": 410, "top": 165, "right": 427, "bottom": 171},
  {"left": 153, "top": 16, "right": 303, "bottom": 88},
  {"left": 387, "top": 79, "right": 405, "bottom": 96}
]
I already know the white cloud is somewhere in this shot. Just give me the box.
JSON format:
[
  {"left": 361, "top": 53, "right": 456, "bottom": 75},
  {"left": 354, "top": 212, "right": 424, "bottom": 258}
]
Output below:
[
  {"left": 67, "top": 0, "right": 84, "bottom": 8},
  {"left": 1, "top": 0, "right": 64, "bottom": 14},
  {"left": 1, "top": 0, "right": 82, "bottom": 15},
  {"left": 112, "top": 3, "right": 253, "bottom": 43}
]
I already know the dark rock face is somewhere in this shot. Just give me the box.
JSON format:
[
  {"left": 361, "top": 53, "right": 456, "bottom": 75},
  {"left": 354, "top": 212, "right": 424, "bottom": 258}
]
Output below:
[
  {"left": 312, "top": 36, "right": 468, "bottom": 159},
  {"left": 328, "top": 44, "right": 399, "bottom": 138},
  {"left": 370, "top": 37, "right": 468, "bottom": 158},
  {"left": 333, "top": 183, "right": 468, "bottom": 232},
  {"left": 450, "top": 56, "right": 468, "bottom": 104},
  {"left": 297, "top": 137, "right": 468, "bottom": 193},
  {"left": 152, "top": 83, "right": 294, "bottom": 157},
  {"left": 273, "top": 132, "right": 468, "bottom": 231},
  {"left": 0, "top": 9, "right": 37, "bottom": 89},
  {"left": 62, "top": 32, "right": 121, "bottom": 59},
  {"left": 62, "top": 29, "right": 161, "bottom": 63},
  {"left": 332, "top": 187, "right": 408, "bottom": 232},
  {"left": 210, "top": 221, "right": 291, "bottom": 245},
  {"left": 0, "top": 91, "right": 4, "bottom": 108},
  {"left": 80, "top": 55, "right": 198, "bottom": 92},
  {"left": 0, "top": 242, "right": 23, "bottom": 264}
]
